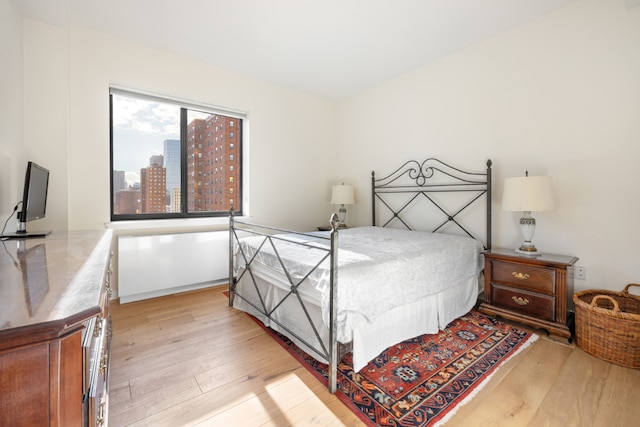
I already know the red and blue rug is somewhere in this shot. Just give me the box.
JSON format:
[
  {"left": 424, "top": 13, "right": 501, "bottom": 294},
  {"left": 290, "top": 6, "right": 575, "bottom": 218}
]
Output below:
[{"left": 256, "top": 310, "right": 537, "bottom": 426}]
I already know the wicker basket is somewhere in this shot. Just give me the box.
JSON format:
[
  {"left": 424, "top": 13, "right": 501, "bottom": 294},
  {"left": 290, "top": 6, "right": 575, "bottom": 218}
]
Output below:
[{"left": 573, "top": 284, "right": 640, "bottom": 368}]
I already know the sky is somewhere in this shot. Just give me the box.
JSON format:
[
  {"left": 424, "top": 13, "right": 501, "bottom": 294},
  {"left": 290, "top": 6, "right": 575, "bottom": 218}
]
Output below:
[
  {"left": 112, "top": 93, "right": 215, "bottom": 187},
  {"left": 112, "top": 94, "right": 179, "bottom": 186}
]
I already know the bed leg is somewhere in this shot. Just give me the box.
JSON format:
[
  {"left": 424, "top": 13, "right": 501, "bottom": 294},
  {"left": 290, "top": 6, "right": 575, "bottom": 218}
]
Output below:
[
  {"left": 228, "top": 209, "right": 235, "bottom": 307},
  {"left": 328, "top": 213, "right": 340, "bottom": 394}
]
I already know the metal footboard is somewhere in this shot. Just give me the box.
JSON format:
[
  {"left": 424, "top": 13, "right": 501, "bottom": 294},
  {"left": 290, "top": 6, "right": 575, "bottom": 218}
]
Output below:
[{"left": 229, "top": 211, "right": 341, "bottom": 393}]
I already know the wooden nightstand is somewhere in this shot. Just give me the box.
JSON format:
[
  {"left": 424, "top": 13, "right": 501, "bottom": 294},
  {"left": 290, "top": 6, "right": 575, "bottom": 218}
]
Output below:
[
  {"left": 316, "top": 226, "right": 347, "bottom": 231},
  {"left": 479, "top": 248, "right": 578, "bottom": 343}
]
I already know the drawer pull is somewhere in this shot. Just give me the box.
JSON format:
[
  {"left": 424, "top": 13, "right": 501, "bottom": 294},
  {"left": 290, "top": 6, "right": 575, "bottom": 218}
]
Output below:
[
  {"left": 96, "top": 398, "right": 106, "bottom": 426},
  {"left": 512, "top": 272, "right": 530, "bottom": 280},
  {"left": 512, "top": 296, "right": 530, "bottom": 306},
  {"left": 93, "top": 315, "right": 103, "bottom": 337},
  {"left": 99, "top": 352, "right": 109, "bottom": 375}
]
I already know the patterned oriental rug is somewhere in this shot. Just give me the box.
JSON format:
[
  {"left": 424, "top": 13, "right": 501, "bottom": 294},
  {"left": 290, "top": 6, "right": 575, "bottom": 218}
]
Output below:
[{"left": 254, "top": 310, "right": 538, "bottom": 427}]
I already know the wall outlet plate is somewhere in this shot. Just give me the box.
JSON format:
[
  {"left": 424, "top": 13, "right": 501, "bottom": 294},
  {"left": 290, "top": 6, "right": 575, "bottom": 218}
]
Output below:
[{"left": 575, "top": 265, "right": 586, "bottom": 280}]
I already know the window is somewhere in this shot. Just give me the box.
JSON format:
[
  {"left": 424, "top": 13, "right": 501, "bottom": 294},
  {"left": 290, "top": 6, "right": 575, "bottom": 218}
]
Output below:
[{"left": 110, "top": 88, "right": 244, "bottom": 220}]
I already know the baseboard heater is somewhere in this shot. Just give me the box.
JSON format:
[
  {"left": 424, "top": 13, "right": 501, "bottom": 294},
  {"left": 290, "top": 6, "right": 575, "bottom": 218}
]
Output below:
[{"left": 118, "top": 231, "right": 228, "bottom": 303}]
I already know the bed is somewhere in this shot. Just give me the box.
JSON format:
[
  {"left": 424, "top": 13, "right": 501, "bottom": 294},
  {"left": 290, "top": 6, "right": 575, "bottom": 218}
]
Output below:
[{"left": 228, "top": 158, "right": 492, "bottom": 393}]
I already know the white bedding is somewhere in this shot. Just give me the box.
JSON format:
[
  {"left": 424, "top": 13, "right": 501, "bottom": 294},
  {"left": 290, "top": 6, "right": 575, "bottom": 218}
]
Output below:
[
  {"left": 235, "top": 226, "right": 483, "bottom": 341},
  {"left": 233, "top": 264, "right": 479, "bottom": 371}
]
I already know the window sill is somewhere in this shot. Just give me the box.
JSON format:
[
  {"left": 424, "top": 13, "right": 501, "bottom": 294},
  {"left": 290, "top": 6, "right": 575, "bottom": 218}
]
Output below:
[{"left": 106, "top": 216, "right": 243, "bottom": 234}]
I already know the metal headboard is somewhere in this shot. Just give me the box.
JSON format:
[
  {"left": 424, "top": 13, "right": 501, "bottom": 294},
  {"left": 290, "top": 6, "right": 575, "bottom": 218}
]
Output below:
[{"left": 371, "top": 158, "right": 492, "bottom": 249}]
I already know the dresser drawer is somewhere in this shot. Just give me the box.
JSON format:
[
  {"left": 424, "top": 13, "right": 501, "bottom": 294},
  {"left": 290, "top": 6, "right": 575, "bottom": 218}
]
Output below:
[
  {"left": 491, "top": 260, "right": 556, "bottom": 295},
  {"left": 491, "top": 284, "right": 556, "bottom": 322},
  {"left": 82, "top": 251, "right": 112, "bottom": 427},
  {"left": 86, "top": 315, "right": 110, "bottom": 427}
]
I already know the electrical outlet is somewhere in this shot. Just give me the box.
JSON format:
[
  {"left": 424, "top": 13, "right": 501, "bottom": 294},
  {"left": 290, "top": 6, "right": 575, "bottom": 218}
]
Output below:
[{"left": 575, "top": 265, "right": 586, "bottom": 280}]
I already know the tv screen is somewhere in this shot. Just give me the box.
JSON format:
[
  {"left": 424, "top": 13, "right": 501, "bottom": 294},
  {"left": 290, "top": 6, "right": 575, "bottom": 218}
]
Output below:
[{"left": 19, "top": 161, "right": 49, "bottom": 223}]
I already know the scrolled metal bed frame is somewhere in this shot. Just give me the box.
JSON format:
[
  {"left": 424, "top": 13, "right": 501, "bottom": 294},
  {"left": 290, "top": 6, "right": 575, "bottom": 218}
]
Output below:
[{"left": 229, "top": 158, "right": 492, "bottom": 394}]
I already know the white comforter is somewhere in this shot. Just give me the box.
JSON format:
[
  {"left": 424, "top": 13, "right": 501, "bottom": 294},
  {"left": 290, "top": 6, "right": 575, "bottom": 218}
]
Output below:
[{"left": 235, "top": 226, "right": 483, "bottom": 342}]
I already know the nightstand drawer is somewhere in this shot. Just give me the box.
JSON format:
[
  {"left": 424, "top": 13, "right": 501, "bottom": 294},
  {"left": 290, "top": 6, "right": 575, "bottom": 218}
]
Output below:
[
  {"left": 491, "top": 260, "right": 556, "bottom": 295},
  {"left": 491, "top": 284, "right": 556, "bottom": 322}
]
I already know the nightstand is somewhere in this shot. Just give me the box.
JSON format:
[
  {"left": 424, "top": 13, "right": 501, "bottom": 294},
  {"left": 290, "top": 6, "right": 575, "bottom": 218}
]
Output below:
[
  {"left": 316, "top": 226, "right": 346, "bottom": 231},
  {"left": 479, "top": 248, "right": 578, "bottom": 343}
]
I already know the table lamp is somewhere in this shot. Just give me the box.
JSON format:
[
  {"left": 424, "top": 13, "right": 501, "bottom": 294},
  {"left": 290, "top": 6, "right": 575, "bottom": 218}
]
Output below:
[
  {"left": 330, "top": 183, "right": 355, "bottom": 227},
  {"left": 502, "top": 172, "right": 554, "bottom": 255}
]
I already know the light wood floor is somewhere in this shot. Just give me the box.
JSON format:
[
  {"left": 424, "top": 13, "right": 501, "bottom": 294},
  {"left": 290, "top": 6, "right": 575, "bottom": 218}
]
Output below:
[{"left": 109, "top": 286, "right": 640, "bottom": 426}]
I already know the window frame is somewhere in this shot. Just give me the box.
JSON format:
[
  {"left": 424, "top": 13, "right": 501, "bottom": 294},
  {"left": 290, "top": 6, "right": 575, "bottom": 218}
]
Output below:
[{"left": 109, "top": 87, "right": 246, "bottom": 221}]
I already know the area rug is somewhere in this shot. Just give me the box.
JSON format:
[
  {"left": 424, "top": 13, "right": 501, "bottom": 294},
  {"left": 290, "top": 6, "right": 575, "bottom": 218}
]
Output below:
[{"left": 252, "top": 310, "right": 538, "bottom": 426}]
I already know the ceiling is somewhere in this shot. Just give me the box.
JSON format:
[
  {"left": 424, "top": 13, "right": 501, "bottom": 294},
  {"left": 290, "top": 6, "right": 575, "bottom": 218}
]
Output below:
[{"left": 14, "top": 0, "right": 578, "bottom": 101}]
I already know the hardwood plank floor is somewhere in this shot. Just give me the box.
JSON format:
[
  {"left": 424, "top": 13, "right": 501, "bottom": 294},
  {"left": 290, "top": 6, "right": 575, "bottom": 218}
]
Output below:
[{"left": 109, "top": 286, "right": 640, "bottom": 426}]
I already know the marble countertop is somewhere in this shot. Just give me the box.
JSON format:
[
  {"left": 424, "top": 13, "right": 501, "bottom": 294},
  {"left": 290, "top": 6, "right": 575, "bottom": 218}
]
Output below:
[{"left": 0, "top": 230, "right": 112, "bottom": 348}]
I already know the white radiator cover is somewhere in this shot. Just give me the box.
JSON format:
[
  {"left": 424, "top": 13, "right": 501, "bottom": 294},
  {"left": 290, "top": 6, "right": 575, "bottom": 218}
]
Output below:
[{"left": 118, "top": 231, "right": 228, "bottom": 303}]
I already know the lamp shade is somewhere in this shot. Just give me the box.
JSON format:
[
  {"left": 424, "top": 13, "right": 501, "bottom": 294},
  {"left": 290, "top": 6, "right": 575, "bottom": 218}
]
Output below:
[
  {"left": 502, "top": 175, "right": 554, "bottom": 212},
  {"left": 330, "top": 184, "right": 355, "bottom": 205}
]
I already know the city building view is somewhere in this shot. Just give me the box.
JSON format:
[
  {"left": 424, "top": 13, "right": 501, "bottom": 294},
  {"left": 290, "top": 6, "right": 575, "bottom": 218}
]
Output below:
[{"left": 112, "top": 105, "right": 241, "bottom": 216}]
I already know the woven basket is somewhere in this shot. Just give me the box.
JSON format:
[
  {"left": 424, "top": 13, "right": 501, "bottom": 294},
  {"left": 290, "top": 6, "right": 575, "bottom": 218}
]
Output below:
[{"left": 573, "top": 284, "right": 640, "bottom": 368}]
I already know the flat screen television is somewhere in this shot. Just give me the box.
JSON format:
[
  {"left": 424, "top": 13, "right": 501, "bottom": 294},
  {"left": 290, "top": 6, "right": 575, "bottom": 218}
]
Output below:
[{"left": 1, "top": 161, "right": 51, "bottom": 239}]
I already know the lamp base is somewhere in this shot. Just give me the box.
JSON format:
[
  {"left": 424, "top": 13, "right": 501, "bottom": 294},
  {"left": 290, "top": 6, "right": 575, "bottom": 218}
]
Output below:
[
  {"left": 337, "top": 205, "right": 348, "bottom": 228},
  {"left": 515, "top": 247, "right": 542, "bottom": 257},
  {"left": 516, "top": 212, "right": 541, "bottom": 256}
]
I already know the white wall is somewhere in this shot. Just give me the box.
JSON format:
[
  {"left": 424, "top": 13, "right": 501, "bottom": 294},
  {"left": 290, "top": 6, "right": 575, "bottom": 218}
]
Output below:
[
  {"left": 22, "top": 19, "right": 68, "bottom": 233},
  {"left": 336, "top": 0, "right": 640, "bottom": 293},
  {"left": 20, "top": 21, "right": 337, "bottom": 233},
  {"left": 12, "top": 0, "right": 640, "bottom": 296},
  {"left": 0, "top": 0, "right": 25, "bottom": 225}
]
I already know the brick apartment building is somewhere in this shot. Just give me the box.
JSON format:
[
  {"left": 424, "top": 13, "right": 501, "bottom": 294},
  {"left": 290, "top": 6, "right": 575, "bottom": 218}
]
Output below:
[{"left": 187, "top": 115, "right": 241, "bottom": 213}]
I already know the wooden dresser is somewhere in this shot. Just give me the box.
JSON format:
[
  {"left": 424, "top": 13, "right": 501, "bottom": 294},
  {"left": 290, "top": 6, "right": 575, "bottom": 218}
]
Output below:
[
  {"left": 0, "top": 230, "right": 113, "bottom": 426},
  {"left": 479, "top": 248, "right": 578, "bottom": 343}
]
